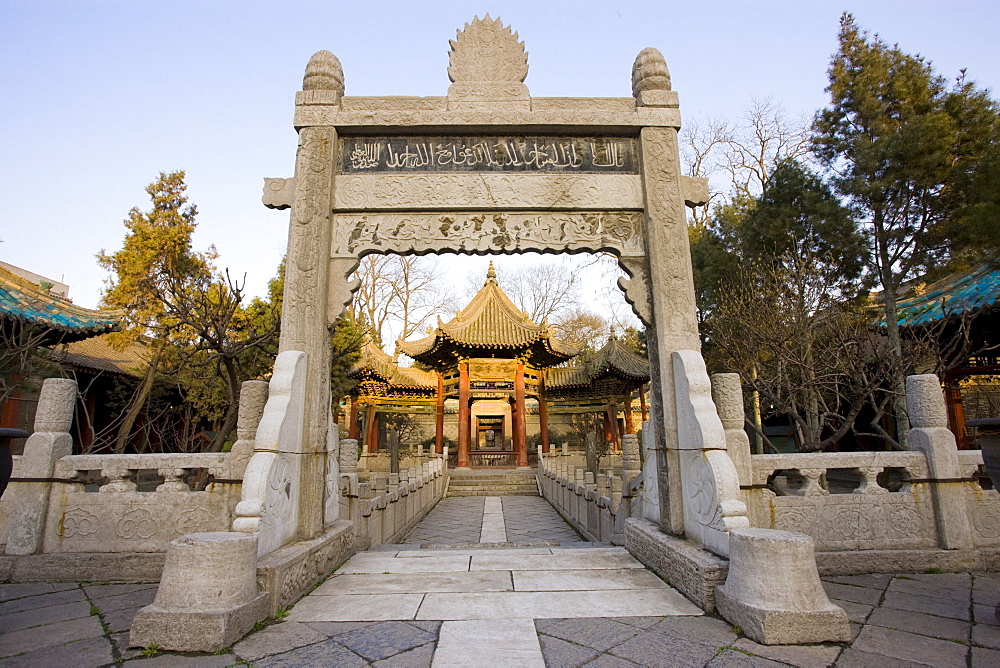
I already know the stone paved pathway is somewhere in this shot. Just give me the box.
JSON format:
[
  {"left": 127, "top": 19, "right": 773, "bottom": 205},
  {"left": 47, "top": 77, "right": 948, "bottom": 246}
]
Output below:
[{"left": 2, "top": 492, "right": 1000, "bottom": 666}]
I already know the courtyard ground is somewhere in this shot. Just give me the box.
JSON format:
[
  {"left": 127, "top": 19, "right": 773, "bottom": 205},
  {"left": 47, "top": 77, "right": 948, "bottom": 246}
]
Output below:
[{"left": 2, "top": 495, "right": 999, "bottom": 667}]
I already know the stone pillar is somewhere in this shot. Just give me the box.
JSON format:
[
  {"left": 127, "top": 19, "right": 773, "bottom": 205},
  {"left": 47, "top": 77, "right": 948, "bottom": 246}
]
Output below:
[
  {"left": 906, "top": 374, "right": 973, "bottom": 549},
  {"left": 229, "top": 380, "right": 269, "bottom": 479},
  {"left": 277, "top": 67, "right": 340, "bottom": 540},
  {"left": 640, "top": 385, "right": 648, "bottom": 423},
  {"left": 435, "top": 373, "right": 445, "bottom": 454},
  {"left": 622, "top": 433, "right": 641, "bottom": 489},
  {"left": 457, "top": 362, "right": 470, "bottom": 468},
  {"left": 538, "top": 377, "right": 550, "bottom": 454},
  {"left": 515, "top": 361, "right": 527, "bottom": 466},
  {"left": 635, "top": 50, "right": 702, "bottom": 534},
  {"left": 711, "top": 373, "right": 752, "bottom": 488},
  {"left": 5, "top": 378, "right": 76, "bottom": 555},
  {"left": 130, "top": 532, "right": 268, "bottom": 652}
]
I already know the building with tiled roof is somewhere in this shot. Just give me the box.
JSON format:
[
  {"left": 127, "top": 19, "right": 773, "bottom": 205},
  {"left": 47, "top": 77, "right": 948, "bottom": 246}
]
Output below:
[{"left": 347, "top": 264, "right": 649, "bottom": 468}]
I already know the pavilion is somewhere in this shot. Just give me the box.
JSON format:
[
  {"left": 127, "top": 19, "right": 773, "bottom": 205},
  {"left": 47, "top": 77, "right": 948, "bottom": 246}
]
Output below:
[{"left": 346, "top": 264, "right": 650, "bottom": 467}]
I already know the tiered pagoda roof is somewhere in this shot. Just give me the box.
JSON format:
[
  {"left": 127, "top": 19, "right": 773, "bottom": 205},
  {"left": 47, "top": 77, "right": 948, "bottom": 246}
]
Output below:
[
  {"left": 397, "top": 263, "right": 577, "bottom": 369},
  {"left": 0, "top": 265, "right": 121, "bottom": 345},
  {"left": 349, "top": 340, "right": 437, "bottom": 392},
  {"left": 546, "top": 335, "right": 650, "bottom": 396}
]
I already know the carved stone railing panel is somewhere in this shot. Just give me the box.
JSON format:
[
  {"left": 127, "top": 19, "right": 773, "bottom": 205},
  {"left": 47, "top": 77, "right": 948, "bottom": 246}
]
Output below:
[
  {"left": 333, "top": 174, "right": 643, "bottom": 210},
  {"left": 331, "top": 211, "right": 644, "bottom": 257}
]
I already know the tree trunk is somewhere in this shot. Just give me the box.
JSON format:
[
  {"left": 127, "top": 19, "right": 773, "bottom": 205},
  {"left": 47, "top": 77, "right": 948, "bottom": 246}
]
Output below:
[
  {"left": 875, "top": 213, "right": 910, "bottom": 448},
  {"left": 114, "top": 342, "right": 163, "bottom": 454},
  {"left": 206, "top": 357, "right": 241, "bottom": 452}
]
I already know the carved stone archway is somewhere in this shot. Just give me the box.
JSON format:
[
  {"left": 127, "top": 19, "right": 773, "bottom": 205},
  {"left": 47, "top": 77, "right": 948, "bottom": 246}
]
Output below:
[{"left": 260, "top": 16, "right": 744, "bottom": 554}]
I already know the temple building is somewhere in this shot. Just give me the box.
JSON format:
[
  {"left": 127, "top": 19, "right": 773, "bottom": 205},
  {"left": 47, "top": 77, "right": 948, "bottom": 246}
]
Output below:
[{"left": 345, "top": 264, "right": 650, "bottom": 467}]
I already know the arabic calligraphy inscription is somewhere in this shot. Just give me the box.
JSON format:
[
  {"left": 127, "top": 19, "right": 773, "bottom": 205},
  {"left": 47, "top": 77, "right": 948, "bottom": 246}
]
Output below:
[{"left": 341, "top": 136, "right": 638, "bottom": 173}]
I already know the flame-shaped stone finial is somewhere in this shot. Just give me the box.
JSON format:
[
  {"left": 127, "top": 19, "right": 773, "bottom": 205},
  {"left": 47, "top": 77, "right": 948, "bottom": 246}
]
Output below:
[
  {"left": 303, "top": 50, "right": 345, "bottom": 96},
  {"left": 631, "top": 47, "right": 671, "bottom": 96},
  {"left": 448, "top": 14, "right": 528, "bottom": 84}
]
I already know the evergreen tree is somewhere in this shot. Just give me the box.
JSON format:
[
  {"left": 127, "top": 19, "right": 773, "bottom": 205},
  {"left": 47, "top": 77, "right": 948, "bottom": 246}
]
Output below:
[{"left": 812, "top": 13, "right": 999, "bottom": 443}]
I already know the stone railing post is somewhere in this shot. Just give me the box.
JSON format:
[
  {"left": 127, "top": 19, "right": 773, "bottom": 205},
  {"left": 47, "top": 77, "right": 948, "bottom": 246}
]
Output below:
[
  {"left": 5, "top": 378, "right": 76, "bottom": 555},
  {"left": 906, "top": 374, "right": 973, "bottom": 549},
  {"left": 229, "top": 380, "right": 269, "bottom": 479},
  {"left": 711, "top": 373, "right": 752, "bottom": 487}
]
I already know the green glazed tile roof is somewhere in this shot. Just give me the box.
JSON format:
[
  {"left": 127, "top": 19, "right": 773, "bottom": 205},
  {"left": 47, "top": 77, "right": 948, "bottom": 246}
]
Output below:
[
  {"left": 0, "top": 266, "right": 121, "bottom": 343},
  {"left": 891, "top": 264, "right": 1000, "bottom": 326}
]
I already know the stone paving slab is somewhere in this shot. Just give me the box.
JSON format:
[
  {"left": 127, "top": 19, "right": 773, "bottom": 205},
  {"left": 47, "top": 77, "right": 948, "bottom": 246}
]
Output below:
[
  {"left": 314, "top": 571, "right": 514, "bottom": 595},
  {"left": 338, "top": 554, "right": 472, "bottom": 574},
  {"left": 393, "top": 547, "right": 556, "bottom": 558},
  {"left": 470, "top": 549, "right": 645, "bottom": 572},
  {"left": 416, "top": 588, "right": 703, "bottom": 620},
  {"left": 512, "top": 567, "right": 668, "bottom": 592},
  {"left": 288, "top": 593, "right": 425, "bottom": 622},
  {"left": 434, "top": 619, "right": 544, "bottom": 667}
]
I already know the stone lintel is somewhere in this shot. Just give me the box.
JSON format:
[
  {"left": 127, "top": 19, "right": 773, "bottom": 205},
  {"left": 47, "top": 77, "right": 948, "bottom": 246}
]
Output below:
[{"left": 294, "top": 103, "right": 680, "bottom": 131}]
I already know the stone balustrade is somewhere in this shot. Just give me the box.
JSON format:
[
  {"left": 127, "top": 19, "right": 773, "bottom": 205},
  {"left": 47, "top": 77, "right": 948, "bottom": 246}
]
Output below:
[
  {"left": 538, "top": 451, "right": 627, "bottom": 544},
  {"left": 339, "top": 452, "right": 447, "bottom": 550}
]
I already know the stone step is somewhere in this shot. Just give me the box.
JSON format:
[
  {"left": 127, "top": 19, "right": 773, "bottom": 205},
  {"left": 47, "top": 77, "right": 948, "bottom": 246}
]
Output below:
[{"left": 446, "top": 488, "right": 539, "bottom": 497}]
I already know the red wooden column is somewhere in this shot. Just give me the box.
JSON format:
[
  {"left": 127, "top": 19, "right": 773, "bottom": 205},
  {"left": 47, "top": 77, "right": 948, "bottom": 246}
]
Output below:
[
  {"left": 538, "top": 376, "right": 550, "bottom": 454},
  {"left": 604, "top": 401, "right": 619, "bottom": 451},
  {"left": 944, "top": 371, "right": 968, "bottom": 449},
  {"left": 639, "top": 384, "right": 649, "bottom": 423},
  {"left": 364, "top": 403, "right": 378, "bottom": 452},
  {"left": 624, "top": 393, "right": 636, "bottom": 435},
  {"left": 457, "top": 361, "right": 470, "bottom": 467},
  {"left": 435, "top": 373, "right": 445, "bottom": 454},
  {"left": 515, "top": 361, "right": 528, "bottom": 466},
  {"left": 349, "top": 396, "right": 360, "bottom": 439}
]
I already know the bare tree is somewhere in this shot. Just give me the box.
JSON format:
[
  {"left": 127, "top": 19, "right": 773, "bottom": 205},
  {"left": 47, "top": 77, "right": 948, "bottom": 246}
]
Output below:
[
  {"left": 723, "top": 97, "right": 811, "bottom": 199},
  {"left": 351, "top": 255, "right": 457, "bottom": 350},
  {"left": 483, "top": 257, "right": 601, "bottom": 323}
]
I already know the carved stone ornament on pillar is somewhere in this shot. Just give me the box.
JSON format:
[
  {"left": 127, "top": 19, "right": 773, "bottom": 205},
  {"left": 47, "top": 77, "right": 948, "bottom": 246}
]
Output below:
[
  {"left": 672, "top": 351, "right": 749, "bottom": 557},
  {"left": 232, "top": 351, "right": 307, "bottom": 556},
  {"left": 447, "top": 14, "right": 529, "bottom": 109}
]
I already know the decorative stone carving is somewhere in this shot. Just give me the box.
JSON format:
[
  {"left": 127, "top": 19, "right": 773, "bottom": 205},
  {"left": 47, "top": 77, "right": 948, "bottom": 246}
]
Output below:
[
  {"left": 906, "top": 374, "right": 949, "bottom": 428},
  {"left": 117, "top": 509, "right": 158, "bottom": 540},
  {"left": 340, "top": 438, "right": 360, "bottom": 475},
  {"left": 617, "top": 256, "right": 652, "bottom": 326},
  {"left": 262, "top": 177, "right": 295, "bottom": 210},
  {"left": 681, "top": 175, "right": 710, "bottom": 207},
  {"left": 334, "top": 174, "right": 643, "bottom": 210},
  {"left": 673, "top": 351, "right": 749, "bottom": 557},
  {"left": 301, "top": 50, "right": 344, "bottom": 105},
  {"left": 156, "top": 468, "right": 190, "bottom": 493},
  {"left": 233, "top": 351, "right": 307, "bottom": 556},
  {"left": 632, "top": 47, "right": 671, "bottom": 94},
  {"left": 60, "top": 507, "right": 100, "bottom": 538},
  {"left": 33, "top": 378, "right": 77, "bottom": 433},
  {"left": 632, "top": 48, "right": 678, "bottom": 108},
  {"left": 100, "top": 468, "right": 137, "bottom": 493},
  {"left": 448, "top": 15, "right": 529, "bottom": 107},
  {"left": 324, "top": 417, "right": 340, "bottom": 526},
  {"left": 331, "top": 211, "right": 644, "bottom": 256},
  {"left": 622, "top": 433, "right": 641, "bottom": 488}
]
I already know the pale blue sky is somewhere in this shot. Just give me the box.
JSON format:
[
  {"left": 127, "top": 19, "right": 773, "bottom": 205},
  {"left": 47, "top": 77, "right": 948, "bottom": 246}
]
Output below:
[{"left": 2, "top": 1, "right": 998, "bottom": 310}]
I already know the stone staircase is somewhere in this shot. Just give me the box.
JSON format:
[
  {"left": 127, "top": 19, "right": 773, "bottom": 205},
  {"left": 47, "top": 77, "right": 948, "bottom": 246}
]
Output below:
[{"left": 446, "top": 468, "right": 539, "bottom": 496}]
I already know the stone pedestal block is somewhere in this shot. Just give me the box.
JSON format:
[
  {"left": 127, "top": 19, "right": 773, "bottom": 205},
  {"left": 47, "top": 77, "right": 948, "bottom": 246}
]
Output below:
[
  {"left": 130, "top": 532, "right": 268, "bottom": 652},
  {"left": 715, "top": 528, "right": 850, "bottom": 645}
]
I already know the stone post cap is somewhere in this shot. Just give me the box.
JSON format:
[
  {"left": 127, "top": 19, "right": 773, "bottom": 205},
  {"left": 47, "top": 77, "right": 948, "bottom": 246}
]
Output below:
[
  {"left": 33, "top": 377, "right": 77, "bottom": 433},
  {"left": 906, "top": 374, "right": 949, "bottom": 429}
]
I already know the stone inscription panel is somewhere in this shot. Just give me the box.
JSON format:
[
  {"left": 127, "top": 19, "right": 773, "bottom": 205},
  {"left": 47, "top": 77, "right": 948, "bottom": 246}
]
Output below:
[
  {"left": 331, "top": 211, "right": 644, "bottom": 256},
  {"left": 341, "top": 136, "right": 638, "bottom": 173}
]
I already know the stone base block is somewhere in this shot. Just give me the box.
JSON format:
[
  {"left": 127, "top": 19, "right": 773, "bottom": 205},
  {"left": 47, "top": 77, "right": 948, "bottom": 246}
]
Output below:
[
  {"left": 130, "top": 592, "right": 269, "bottom": 653},
  {"left": 816, "top": 547, "right": 1000, "bottom": 575},
  {"left": 716, "top": 528, "right": 850, "bottom": 645},
  {"left": 0, "top": 555, "right": 13, "bottom": 581},
  {"left": 257, "top": 519, "right": 355, "bottom": 616},
  {"left": 715, "top": 585, "right": 850, "bottom": 645},
  {"left": 5, "top": 552, "right": 165, "bottom": 582},
  {"left": 624, "top": 518, "right": 728, "bottom": 611}
]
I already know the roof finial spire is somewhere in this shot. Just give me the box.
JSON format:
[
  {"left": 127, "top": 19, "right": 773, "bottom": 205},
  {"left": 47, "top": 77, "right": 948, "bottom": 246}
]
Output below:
[{"left": 486, "top": 261, "right": 497, "bottom": 284}]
